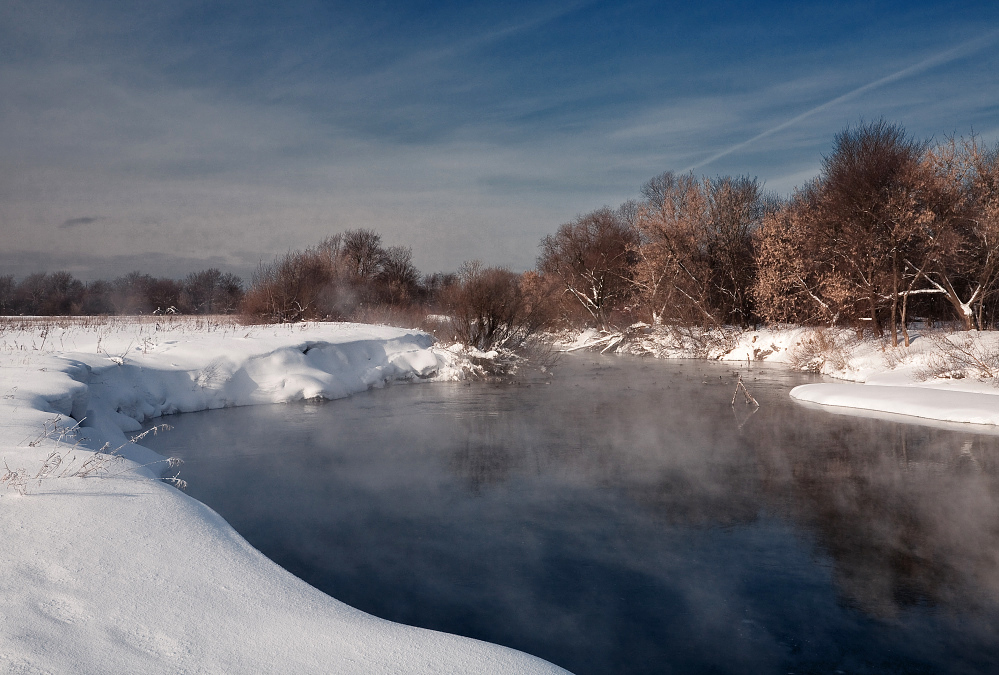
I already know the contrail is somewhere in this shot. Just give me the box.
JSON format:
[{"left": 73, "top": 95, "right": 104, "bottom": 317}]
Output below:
[
  {"left": 685, "top": 29, "right": 999, "bottom": 172},
  {"left": 374, "top": 0, "right": 596, "bottom": 77}
]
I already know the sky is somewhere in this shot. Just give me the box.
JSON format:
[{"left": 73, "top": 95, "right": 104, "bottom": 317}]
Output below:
[{"left": 2, "top": 0, "right": 998, "bottom": 280}]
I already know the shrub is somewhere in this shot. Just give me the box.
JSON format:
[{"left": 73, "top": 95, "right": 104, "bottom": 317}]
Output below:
[
  {"left": 917, "top": 332, "right": 999, "bottom": 383},
  {"left": 538, "top": 207, "right": 637, "bottom": 328},
  {"left": 241, "top": 230, "right": 423, "bottom": 323},
  {"left": 789, "top": 329, "right": 852, "bottom": 372},
  {"left": 438, "top": 262, "right": 551, "bottom": 350},
  {"left": 241, "top": 248, "right": 335, "bottom": 322}
]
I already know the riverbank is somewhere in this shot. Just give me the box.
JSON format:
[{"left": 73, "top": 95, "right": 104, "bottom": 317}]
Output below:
[
  {"left": 0, "top": 317, "right": 567, "bottom": 674},
  {"left": 5, "top": 317, "right": 999, "bottom": 673},
  {"left": 561, "top": 325, "right": 999, "bottom": 427}
]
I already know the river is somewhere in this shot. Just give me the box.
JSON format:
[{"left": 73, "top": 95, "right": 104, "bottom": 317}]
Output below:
[{"left": 141, "top": 354, "right": 999, "bottom": 674}]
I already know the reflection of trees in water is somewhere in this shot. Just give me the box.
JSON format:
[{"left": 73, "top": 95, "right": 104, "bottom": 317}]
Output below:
[
  {"left": 749, "top": 412, "right": 999, "bottom": 618},
  {"left": 620, "top": 395, "right": 999, "bottom": 617},
  {"left": 448, "top": 429, "right": 523, "bottom": 492},
  {"left": 444, "top": 379, "right": 620, "bottom": 491},
  {"left": 440, "top": 364, "right": 999, "bottom": 619},
  {"left": 626, "top": 461, "right": 761, "bottom": 528},
  {"left": 444, "top": 393, "right": 540, "bottom": 491},
  {"left": 446, "top": 408, "right": 600, "bottom": 491}
]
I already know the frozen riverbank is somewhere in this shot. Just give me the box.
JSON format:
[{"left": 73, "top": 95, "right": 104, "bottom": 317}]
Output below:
[
  {"left": 563, "top": 325, "right": 999, "bottom": 428},
  {"left": 0, "top": 317, "right": 567, "bottom": 675}
]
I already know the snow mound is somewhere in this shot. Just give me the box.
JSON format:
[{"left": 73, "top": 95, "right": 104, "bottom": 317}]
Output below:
[
  {"left": 790, "top": 383, "right": 999, "bottom": 427},
  {"left": 0, "top": 318, "right": 568, "bottom": 675}
]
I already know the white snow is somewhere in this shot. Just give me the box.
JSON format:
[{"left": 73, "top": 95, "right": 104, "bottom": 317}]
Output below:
[
  {"left": 559, "top": 324, "right": 999, "bottom": 429},
  {"left": 778, "top": 329, "right": 999, "bottom": 427},
  {"left": 789, "top": 383, "right": 999, "bottom": 427},
  {"left": 0, "top": 317, "right": 567, "bottom": 675},
  {"left": 6, "top": 316, "right": 999, "bottom": 673}
]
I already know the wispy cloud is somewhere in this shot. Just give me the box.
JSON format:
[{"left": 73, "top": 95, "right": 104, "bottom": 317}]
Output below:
[
  {"left": 392, "top": 0, "right": 595, "bottom": 68},
  {"left": 685, "top": 28, "right": 999, "bottom": 172},
  {"left": 60, "top": 216, "right": 103, "bottom": 228},
  {"left": 3, "top": 1, "right": 999, "bottom": 275}
]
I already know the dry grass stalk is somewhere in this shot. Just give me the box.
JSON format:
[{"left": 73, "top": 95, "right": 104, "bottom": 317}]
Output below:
[
  {"left": 917, "top": 332, "right": 999, "bottom": 384},
  {"left": 1, "top": 417, "right": 184, "bottom": 495}
]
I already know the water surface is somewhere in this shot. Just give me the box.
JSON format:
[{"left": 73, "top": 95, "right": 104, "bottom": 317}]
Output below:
[{"left": 143, "top": 355, "right": 999, "bottom": 674}]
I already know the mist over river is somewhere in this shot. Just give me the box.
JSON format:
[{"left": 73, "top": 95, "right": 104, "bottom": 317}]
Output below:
[{"left": 142, "top": 355, "right": 999, "bottom": 675}]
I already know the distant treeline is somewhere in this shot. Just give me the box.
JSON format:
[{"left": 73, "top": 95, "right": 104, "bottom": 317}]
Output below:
[
  {"left": 239, "top": 229, "right": 550, "bottom": 349},
  {"left": 6, "top": 120, "right": 999, "bottom": 348},
  {"left": 0, "top": 269, "right": 244, "bottom": 316}
]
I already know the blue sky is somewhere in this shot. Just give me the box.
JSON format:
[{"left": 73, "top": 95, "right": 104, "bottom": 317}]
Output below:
[{"left": 2, "top": 0, "right": 998, "bottom": 279}]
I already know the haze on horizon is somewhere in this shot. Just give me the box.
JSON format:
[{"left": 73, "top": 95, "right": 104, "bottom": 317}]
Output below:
[{"left": 2, "top": 0, "right": 998, "bottom": 281}]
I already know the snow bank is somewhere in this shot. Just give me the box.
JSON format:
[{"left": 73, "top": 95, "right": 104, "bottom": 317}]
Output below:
[
  {"left": 0, "top": 318, "right": 567, "bottom": 674},
  {"left": 775, "top": 329, "right": 999, "bottom": 427},
  {"left": 559, "top": 324, "right": 999, "bottom": 428},
  {"left": 789, "top": 383, "right": 999, "bottom": 427}
]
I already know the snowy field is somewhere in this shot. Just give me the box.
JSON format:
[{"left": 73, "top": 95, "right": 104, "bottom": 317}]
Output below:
[
  {"left": 0, "top": 317, "right": 567, "bottom": 674},
  {"left": 563, "top": 324, "right": 999, "bottom": 428}
]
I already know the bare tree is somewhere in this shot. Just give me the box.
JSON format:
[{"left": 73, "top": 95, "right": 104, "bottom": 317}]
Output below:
[
  {"left": 107, "top": 272, "right": 154, "bottom": 314},
  {"left": 0, "top": 275, "right": 14, "bottom": 315},
  {"left": 183, "top": 268, "right": 244, "bottom": 314},
  {"left": 421, "top": 271, "right": 458, "bottom": 305},
  {"left": 242, "top": 248, "right": 334, "bottom": 322},
  {"left": 538, "top": 207, "right": 637, "bottom": 328},
  {"left": 704, "top": 175, "right": 772, "bottom": 325},
  {"left": 12, "top": 272, "right": 86, "bottom": 315},
  {"left": 814, "top": 120, "right": 929, "bottom": 343},
  {"left": 378, "top": 246, "right": 421, "bottom": 306},
  {"left": 631, "top": 172, "right": 710, "bottom": 325},
  {"left": 631, "top": 172, "right": 768, "bottom": 327},
  {"left": 914, "top": 136, "right": 999, "bottom": 330},
  {"left": 146, "top": 278, "right": 183, "bottom": 314},
  {"left": 441, "top": 262, "right": 534, "bottom": 349},
  {"left": 242, "top": 229, "right": 430, "bottom": 323},
  {"left": 81, "top": 280, "right": 114, "bottom": 315},
  {"left": 341, "top": 229, "right": 387, "bottom": 280},
  {"left": 753, "top": 184, "right": 837, "bottom": 325}
]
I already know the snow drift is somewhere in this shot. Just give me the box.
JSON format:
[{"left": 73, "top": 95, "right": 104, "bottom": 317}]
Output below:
[{"left": 0, "top": 319, "right": 567, "bottom": 674}]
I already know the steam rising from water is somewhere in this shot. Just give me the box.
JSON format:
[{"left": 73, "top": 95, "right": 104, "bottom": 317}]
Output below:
[{"left": 143, "top": 356, "right": 999, "bottom": 674}]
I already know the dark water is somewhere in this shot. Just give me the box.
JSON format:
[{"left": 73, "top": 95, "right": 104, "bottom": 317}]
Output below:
[{"left": 142, "top": 355, "right": 999, "bottom": 674}]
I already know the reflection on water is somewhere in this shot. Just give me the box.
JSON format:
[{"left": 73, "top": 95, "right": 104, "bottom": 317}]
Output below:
[
  {"left": 142, "top": 356, "right": 999, "bottom": 674},
  {"left": 757, "top": 420, "right": 999, "bottom": 622}
]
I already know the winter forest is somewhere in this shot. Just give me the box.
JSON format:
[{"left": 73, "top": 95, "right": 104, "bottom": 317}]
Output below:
[{"left": 5, "top": 120, "right": 999, "bottom": 350}]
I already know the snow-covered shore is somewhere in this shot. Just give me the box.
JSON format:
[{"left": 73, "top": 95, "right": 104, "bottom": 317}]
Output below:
[
  {"left": 5, "top": 317, "right": 999, "bottom": 673},
  {"left": 563, "top": 325, "right": 999, "bottom": 428},
  {"left": 0, "top": 318, "right": 567, "bottom": 675}
]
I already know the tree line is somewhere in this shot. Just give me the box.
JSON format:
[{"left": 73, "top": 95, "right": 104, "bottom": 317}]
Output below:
[
  {"left": 5, "top": 120, "right": 998, "bottom": 348},
  {"left": 0, "top": 268, "right": 244, "bottom": 316},
  {"left": 240, "top": 229, "right": 551, "bottom": 349},
  {"left": 540, "top": 121, "right": 999, "bottom": 345}
]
